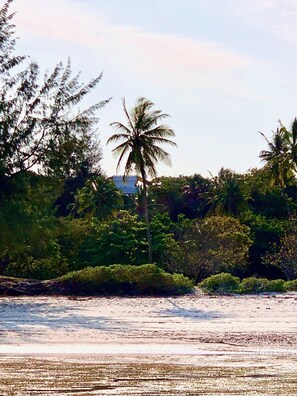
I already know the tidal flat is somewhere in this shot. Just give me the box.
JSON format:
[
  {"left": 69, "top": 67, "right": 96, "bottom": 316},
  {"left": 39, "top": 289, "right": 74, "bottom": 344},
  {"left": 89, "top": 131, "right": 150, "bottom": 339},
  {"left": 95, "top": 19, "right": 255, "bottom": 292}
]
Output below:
[
  {"left": 0, "top": 292, "right": 296, "bottom": 395},
  {"left": 1, "top": 353, "right": 297, "bottom": 395}
]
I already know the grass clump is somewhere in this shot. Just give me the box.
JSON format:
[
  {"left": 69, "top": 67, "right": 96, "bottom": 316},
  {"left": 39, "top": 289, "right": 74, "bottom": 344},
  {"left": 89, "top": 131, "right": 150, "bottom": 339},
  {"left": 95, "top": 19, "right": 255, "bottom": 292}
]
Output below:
[
  {"left": 57, "top": 264, "right": 194, "bottom": 296},
  {"left": 199, "top": 273, "right": 240, "bottom": 294}
]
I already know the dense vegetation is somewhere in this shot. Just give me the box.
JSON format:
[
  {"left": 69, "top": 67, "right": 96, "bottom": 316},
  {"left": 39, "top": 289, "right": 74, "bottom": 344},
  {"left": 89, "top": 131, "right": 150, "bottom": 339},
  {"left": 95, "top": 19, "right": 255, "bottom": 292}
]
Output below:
[
  {"left": 0, "top": 264, "right": 193, "bottom": 296},
  {"left": 1, "top": 1, "right": 297, "bottom": 294},
  {"left": 58, "top": 264, "right": 193, "bottom": 296},
  {"left": 199, "top": 273, "right": 297, "bottom": 294}
]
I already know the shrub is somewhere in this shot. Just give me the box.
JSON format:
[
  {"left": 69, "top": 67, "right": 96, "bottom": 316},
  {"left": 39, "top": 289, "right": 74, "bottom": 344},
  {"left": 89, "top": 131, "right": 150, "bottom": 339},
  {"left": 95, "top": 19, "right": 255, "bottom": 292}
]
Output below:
[
  {"left": 199, "top": 273, "right": 240, "bottom": 294},
  {"left": 57, "top": 264, "right": 194, "bottom": 296},
  {"left": 199, "top": 273, "right": 289, "bottom": 295},
  {"left": 239, "top": 277, "right": 269, "bottom": 294},
  {"left": 285, "top": 279, "right": 297, "bottom": 291},
  {"left": 265, "top": 279, "right": 286, "bottom": 293},
  {"left": 5, "top": 253, "right": 68, "bottom": 280}
]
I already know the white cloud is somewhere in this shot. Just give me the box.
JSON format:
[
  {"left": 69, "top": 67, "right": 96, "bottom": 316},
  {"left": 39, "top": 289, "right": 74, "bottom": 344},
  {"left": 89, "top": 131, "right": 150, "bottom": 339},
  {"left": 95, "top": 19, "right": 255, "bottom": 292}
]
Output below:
[{"left": 11, "top": 0, "right": 258, "bottom": 98}]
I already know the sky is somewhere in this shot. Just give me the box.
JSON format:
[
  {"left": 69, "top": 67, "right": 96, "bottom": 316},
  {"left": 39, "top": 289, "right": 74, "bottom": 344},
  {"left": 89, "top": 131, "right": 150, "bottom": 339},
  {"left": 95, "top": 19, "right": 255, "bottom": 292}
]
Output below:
[{"left": 9, "top": 0, "right": 297, "bottom": 178}]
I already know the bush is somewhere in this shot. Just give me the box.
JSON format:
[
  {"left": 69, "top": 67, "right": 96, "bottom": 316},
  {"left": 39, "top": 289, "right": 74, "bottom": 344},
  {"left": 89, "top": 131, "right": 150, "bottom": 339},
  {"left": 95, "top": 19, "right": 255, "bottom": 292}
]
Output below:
[
  {"left": 265, "top": 279, "right": 286, "bottom": 292},
  {"left": 239, "top": 277, "right": 286, "bottom": 294},
  {"left": 199, "top": 273, "right": 240, "bottom": 294},
  {"left": 5, "top": 252, "right": 68, "bottom": 280},
  {"left": 239, "top": 277, "right": 269, "bottom": 294},
  {"left": 199, "top": 273, "right": 287, "bottom": 294},
  {"left": 57, "top": 264, "right": 194, "bottom": 296},
  {"left": 285, "top": 279, "right": 297, "bottom": 291}
]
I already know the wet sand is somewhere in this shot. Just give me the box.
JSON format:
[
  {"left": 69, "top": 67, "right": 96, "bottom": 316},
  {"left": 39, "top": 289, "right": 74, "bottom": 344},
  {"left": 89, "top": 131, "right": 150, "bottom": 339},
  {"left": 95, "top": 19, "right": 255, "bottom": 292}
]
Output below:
[{"left": 0, "top": 292, "right": 296, "bottom": 395}]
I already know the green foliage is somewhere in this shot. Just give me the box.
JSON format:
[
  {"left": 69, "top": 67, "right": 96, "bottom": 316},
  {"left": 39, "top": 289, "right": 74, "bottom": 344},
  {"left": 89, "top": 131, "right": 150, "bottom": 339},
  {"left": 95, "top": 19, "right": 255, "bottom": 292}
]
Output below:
[
  {"left": 182, "top": 174, "right": 211, "bottom": 218},
  {"left": 54, "top": 172, "right": 90, "bottom": 217},
  {"left": 108, "top": 97, "right": 176, "bottom": 180},
  {"left": 244, "top": 168, "right": 291, "bottom": 219},
  {"left": 58, "top": 212, "right": 148, "bottom": 269},
  {"left": 0, "top": 1, "right": 25, "bottom": 76},
  {"left": 4, "top": 250, "right": 68, "bottom": 280},
  {"left": 284, "top": 279, "right": 297, "bottom": 291},
  {"left": 0, "top": 172, "right": 63, "bottom": 273},
  {"left": 265, "top": 279, "right": 286, "bottom": 292},
  {"left": 73, "top": 176, "right": 123, "bottom": 220},
  {"left": 239, "top": 277, "right": 287, "bottom": 293},
  {"left": 149, "top": 176, "right": 188, "bottom": 220},
  {"left": 58, "top": 264, "right": 194, "bottom": 295},
  {"left": 199, "top": 273, "right": 240, "bottom": 294},
  {"left": 0, "top": 58, "right": 108, "bottom": 177},
  {"left": 108, "top": 97, "right": 177, "bottom": 263},
  {"left": 259, "top": 119, "right": 297, "bottom": 189},
  {"left": 207, "top": 168, "right": 247, "bottom": 216},
  {"left": 0, "top": 2, "right": 108, "bottom": 178},
  {"left": 199, "top": 273, "right": 286, "bottom": 294},
  {"left": 239, "top": 277, "right": 270, "bottom": 294},
  {"left": 263, "top": 222, "right": 297, "bottom": 280},
  {"left": 1, "top": 1, "right": 297, "bottom": 290},
  {"left": 165, "top": 215, "right": 252, "bottom": 281},
  {"left": 150, "top": 213, "right": 178, "bottom": 263},
  {"left": 149, "top": 174, "right": 210, "bottom": 220},
  {"left": 240, "top": 211, "right": 285, "bottom": 277}
]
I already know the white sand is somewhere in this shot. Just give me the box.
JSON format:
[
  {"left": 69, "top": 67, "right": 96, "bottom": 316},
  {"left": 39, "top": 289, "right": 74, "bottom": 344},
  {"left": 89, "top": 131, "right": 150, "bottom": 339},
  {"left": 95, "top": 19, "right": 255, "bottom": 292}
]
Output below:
[{"left": 0, "top": 291, "right": 296, "bottom": 355}]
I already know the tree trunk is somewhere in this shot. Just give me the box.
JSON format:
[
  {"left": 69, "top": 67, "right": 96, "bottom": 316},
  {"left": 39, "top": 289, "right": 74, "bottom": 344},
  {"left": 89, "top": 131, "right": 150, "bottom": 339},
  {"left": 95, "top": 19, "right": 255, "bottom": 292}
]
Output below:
[{"left": 141, "top": 172, "right": 153, "bottom": 263}]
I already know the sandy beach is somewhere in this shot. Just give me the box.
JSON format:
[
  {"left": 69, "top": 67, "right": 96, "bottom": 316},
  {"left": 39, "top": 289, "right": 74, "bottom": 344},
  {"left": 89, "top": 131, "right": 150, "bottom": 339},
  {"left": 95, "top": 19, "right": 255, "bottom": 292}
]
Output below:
[{"left": 0, "top": 291, "right": 297, "bottom": 394}]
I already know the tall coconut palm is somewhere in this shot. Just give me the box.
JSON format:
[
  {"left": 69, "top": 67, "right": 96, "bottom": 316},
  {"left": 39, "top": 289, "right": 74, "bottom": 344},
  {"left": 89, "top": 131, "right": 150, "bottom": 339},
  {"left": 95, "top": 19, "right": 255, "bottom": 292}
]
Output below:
[{"left": 107, "top": 97, "right": 176, "bottom": 263}]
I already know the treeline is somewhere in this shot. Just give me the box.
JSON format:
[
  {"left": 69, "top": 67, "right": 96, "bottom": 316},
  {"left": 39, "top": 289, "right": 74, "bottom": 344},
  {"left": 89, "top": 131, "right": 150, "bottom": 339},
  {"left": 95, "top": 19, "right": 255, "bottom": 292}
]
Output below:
[
  {"left": 1, "top": 167, "right": 296, "bottom": 283},
  {"left": 0, "top": 1, "right": 297, "bottom": 285}
]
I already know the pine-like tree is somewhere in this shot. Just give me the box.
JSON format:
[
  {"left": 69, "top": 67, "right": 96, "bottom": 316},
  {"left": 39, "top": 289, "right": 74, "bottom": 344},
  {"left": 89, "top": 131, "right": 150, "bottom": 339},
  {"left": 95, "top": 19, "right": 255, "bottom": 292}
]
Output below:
[{"left": 0, "top": 1, "right": 110, "bottom": 180}]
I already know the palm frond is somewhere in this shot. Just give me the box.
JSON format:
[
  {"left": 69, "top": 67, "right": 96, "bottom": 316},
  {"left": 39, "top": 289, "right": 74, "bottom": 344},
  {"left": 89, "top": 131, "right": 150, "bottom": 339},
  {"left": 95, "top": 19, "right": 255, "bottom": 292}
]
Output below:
[
  {"left": 143, "top": 136, "right": 177, "bottom": 147},
  {"left": 122, "top": 97, "right": 135, "bottom": 132},
  {"left": 143, "top": 124, "right": 175, "bottom": 137},
  {"left": 107, "top": 97, "right": 176, "bottom": 181},
  {"left": 115, "top": 144, "right": 131, "bottom": 173},
  {"left": 107, "top": 132, "right": 130, "bottom": 145},
  {"left": 109, "top": 122, "right": 133, "bottom": 137}
]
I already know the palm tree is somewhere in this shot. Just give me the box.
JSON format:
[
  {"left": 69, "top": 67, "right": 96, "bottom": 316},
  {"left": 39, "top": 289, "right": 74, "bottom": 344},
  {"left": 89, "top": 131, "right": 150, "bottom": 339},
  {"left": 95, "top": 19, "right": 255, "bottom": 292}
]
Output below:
[
  {"left": 74, "top": 176, "right": 123, "bottom": 220},
  {"left": 259, "top": 120, "right": 297, "bottom": 217},
  {"left": 288, "top": 118, "right": 297, "bottom": 171},
  {"left": 206, "top": 168, "right": 245, "bottom": 216},
  {"left": 107, "top": 97, "right": 176, "bottom": 263},
  {"left": 259, "top": 125, "right": 292, "bottom": 189}
]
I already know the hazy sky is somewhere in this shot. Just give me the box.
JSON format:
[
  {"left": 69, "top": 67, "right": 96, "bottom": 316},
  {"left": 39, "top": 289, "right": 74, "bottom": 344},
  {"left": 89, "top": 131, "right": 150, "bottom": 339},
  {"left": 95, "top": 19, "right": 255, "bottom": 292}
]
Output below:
[{"left": 10, "top": 0, "right": 297, "bottom": 177}]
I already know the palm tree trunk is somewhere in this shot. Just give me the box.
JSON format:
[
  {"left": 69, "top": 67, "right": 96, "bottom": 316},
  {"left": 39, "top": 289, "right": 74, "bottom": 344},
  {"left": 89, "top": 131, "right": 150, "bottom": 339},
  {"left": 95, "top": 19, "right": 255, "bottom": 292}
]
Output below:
[{"left": 141, "top": 172, "right": 153, "bottom": 263}]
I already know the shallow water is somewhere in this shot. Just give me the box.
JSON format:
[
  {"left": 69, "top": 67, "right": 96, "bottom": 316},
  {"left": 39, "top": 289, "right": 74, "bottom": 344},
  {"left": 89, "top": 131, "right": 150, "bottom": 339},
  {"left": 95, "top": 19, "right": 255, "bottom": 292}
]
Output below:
[{"left": 0, "top": 294, "right": 296, "bottom": 394}]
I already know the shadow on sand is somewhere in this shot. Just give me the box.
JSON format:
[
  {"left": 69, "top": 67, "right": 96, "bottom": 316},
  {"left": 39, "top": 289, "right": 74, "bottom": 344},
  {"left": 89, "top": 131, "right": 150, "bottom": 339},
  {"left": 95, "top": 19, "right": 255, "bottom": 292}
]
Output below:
[
  {"left": 0, "top": 298, "right": 130, "bottom": 343},
  {"left": 158, "top": 298, "right": 231, "bottom": 320}
]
